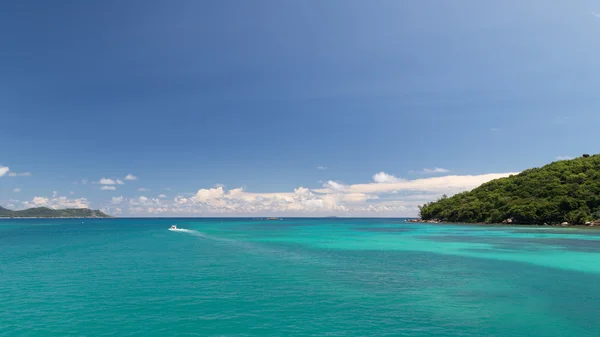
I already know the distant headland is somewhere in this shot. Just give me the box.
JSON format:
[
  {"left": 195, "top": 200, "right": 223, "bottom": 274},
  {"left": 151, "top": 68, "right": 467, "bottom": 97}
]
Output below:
[
  {"left": 418, "top": 154, "right": 600, "bottom": 227},
  {"left": 0, "top": 206, "right": 110, "bottom": 218}
]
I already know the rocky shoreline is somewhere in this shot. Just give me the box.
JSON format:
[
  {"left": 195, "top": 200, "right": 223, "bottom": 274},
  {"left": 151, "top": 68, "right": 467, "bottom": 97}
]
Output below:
[{"left": 405, "top": 218, "right": 600, "bottom": 227}]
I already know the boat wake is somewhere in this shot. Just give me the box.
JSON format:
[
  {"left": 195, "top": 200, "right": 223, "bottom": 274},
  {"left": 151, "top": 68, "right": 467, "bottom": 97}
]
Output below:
[
  {"left": 168, "top": 226, "right": 333, "bottom": 267},
  {"left": 168, "top": 228, "right": 208, "bottom": 237},
  {"left": 168, "top": 228, "right": 192, "bottom": 233}
]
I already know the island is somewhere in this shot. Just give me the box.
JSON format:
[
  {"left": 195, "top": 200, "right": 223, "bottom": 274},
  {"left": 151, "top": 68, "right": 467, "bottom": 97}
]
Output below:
[
  {"left": 0, "top": 206, "right": 110, "bottom": 218},
  {"left": 418, "top": 154, "right": 600, "bottom": 226}
]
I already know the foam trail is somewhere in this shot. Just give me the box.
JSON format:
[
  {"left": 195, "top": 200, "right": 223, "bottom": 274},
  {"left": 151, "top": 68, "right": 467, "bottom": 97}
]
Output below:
[
  {"left": 168, "top": 228, "right": 208, "bottom": 238},
  {"left": 168, "top": 228, "right": 194, "bottom": 233},
  {"left": 168, "top": 227, "right": 333, "bottom": 266},
  {"left": 168, "top": 227, "right": 232, "bottom": 242}
]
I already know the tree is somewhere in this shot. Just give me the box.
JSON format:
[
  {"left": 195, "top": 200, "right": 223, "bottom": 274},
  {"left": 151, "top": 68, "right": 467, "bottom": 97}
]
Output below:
[{"left": 419, "top": 154, "right": 600, "bottom": 225}]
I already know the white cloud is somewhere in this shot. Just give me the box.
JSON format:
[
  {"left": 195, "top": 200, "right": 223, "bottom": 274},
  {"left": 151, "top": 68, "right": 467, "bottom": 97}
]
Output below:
[
  {"left": 82, "top": 179, "right": 88, "bottom": 185},
  {"left": 316, "top": 166, "right": 328, "bottom": 170},
  {"left": 0, "top": 166, "right": 9, "bottom": 177},
  {"left": 139, "top": 184, "right": 378, "bottom": 216},
  {"left": 101, "top": 186, "right": 116, "bottom": 191},
  {"left": 138, "top": 188, "right": 150, "bottom": 192},
  {"left": 112, "top": 170, "right": 519, "bottom": 217},
  {"left": 159, "top": 186, "right": 339, "bottom": 215},
  {"left": 52, "top": 191, "right": 58, "bottom": 198},
  {"left": 101, "top": 207, "right": 122, "bottom": 215},
  {"left": 164, "top": 188, "right": 171, "bottom": 191},
  {"left": 30, "top": 196, "right": 49, "bottom": 206},
  {"left": 421, "top": 168, "right": 450, "bottom": 174},
  {"left": 98, "top": 178, "right": 117, "bottom": 185},
  {"left": 124, "top": 174, "right": 137, "bottom": 181},
  {"left": 13, "top": 188, "right": 21, "bottom": 192},
  {"left": 69, "top": 191, "right": 75, "bottom": 195},
  {"left": 22, "top": 195, "right": 90, "bottom": 209},
  {"left": 193, "top": 186, "right": 225, "bottom": 202},
  {"left": 129, "top": 206, "right": 144, "bottom": 213},
  {"left": 592, "top": 11, "right": 600, "bottom": 19},
  {"left": 175, "top": 196, "right": 188, "bottom": 204},
  {"left": 128, "top": 196, "right": 164, "bottom": 211},
  {"left": 340, "top": 193, "right": 379, "bottom": 203},
  {"left": 373, "top": 172, "right": 401, "bottom": 183},
  {"left": 556, "top": 156, "right": 573, "bottom": 161},
  {"left": 8, "top": 172, "right": 32, "bottom": 177},
  {"left": 96, "top": 177, "right": 125, "bottom": 185},
  {"left": 323, "top": 180, "right": 346, "bottom": 191},
  {"left": 314, "top": 172, "right": 517, "bottom": 195},
  {"left": 111, "top": 196, "right": 124, "bottom": 204}
]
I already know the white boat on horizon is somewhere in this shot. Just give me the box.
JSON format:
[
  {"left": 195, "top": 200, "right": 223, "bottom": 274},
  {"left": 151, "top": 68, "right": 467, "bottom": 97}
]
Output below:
[{"left": 169, "top": 225, "right": 177, "bottom": 230}]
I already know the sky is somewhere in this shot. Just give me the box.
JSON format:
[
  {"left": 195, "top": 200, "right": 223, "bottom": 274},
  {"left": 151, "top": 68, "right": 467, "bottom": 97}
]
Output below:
[{"left": 1, "top": 0, "right": 600, "bottom": 216}]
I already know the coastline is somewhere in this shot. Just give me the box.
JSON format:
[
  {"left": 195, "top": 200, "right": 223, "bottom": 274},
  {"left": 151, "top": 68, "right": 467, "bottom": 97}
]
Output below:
[
  {"left": 2, "top": 216, "right": 598, "bottom": 229},
  {"left": 406, "top": 218, "right": 600, "bottom": 229},
  {"left": 0, "top": 216, "right": 110, "bottom": 219}
]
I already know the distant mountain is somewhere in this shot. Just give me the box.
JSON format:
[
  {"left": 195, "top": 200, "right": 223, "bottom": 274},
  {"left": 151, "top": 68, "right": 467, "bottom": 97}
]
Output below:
[
  {"left": 419, "top": 154, "right": 600, "bottom": 225},
  {"left": 0, "top": 206, "right": 14, "bottom": 217},
  {"left": 0, "top": 207, "right": 110, "bottom": 218}
]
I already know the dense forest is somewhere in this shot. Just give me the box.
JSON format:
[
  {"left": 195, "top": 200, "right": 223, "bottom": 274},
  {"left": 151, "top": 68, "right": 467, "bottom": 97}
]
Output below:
[
  {"left": 419, "top": 154, "right": 600, "bottom": 225},
  {"left": 0, "top": 207, "right": 110, "bottom": 218}
]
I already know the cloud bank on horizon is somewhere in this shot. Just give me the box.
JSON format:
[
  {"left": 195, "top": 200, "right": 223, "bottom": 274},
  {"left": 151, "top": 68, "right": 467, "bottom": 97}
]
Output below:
[
  {"left": 4, "top": 170, "right": 518, "bottom": 217},
  {"left": 120, "top": 170, "right": 519, "bottom": 216}
]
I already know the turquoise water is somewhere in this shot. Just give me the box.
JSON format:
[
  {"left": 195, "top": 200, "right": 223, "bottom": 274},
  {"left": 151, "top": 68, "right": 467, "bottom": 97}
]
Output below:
[{"left": 1, "top": 218, "right": 600, "bottom": 336}]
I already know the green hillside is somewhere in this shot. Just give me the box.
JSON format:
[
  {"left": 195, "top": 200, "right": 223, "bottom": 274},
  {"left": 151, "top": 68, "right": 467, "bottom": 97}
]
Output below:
[
  {"left": 419, "top": 154, "right": 600, "bottom": 225},
  {"left": 0, "top": 207, "right": 110, "bottom": 218},
  {"left": 0, "top": 206, "right": 14, "bottom": 217}
]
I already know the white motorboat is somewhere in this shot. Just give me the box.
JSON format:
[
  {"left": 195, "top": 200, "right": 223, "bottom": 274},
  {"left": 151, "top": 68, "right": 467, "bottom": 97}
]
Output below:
[{"left": 169, "top": 225, "right": 178, "bottom": 230}]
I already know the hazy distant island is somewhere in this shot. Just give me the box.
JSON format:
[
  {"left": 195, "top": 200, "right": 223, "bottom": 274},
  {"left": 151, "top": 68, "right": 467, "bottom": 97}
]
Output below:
[
  {"left": 418, "top": 154, "right": 600, "bottom": 226},
  {"left": 0, "top": 206, "right": 110, "bottom": 218}
]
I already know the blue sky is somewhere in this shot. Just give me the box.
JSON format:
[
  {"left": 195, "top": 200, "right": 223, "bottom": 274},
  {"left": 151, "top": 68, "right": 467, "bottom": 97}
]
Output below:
[{"left": 2, "top": 0, "right": 600, "bottom": 216}]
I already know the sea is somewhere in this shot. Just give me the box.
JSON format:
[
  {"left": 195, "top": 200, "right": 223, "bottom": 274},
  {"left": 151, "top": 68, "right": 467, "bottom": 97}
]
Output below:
[{"left": 1, "top": 218, "right": 600, "bottom": 337}]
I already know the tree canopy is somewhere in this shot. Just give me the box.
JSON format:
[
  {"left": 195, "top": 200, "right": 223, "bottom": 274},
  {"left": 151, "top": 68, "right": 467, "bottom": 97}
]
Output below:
[{"left": 419, "top": 154, "right": 600, "bottom": 225}]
